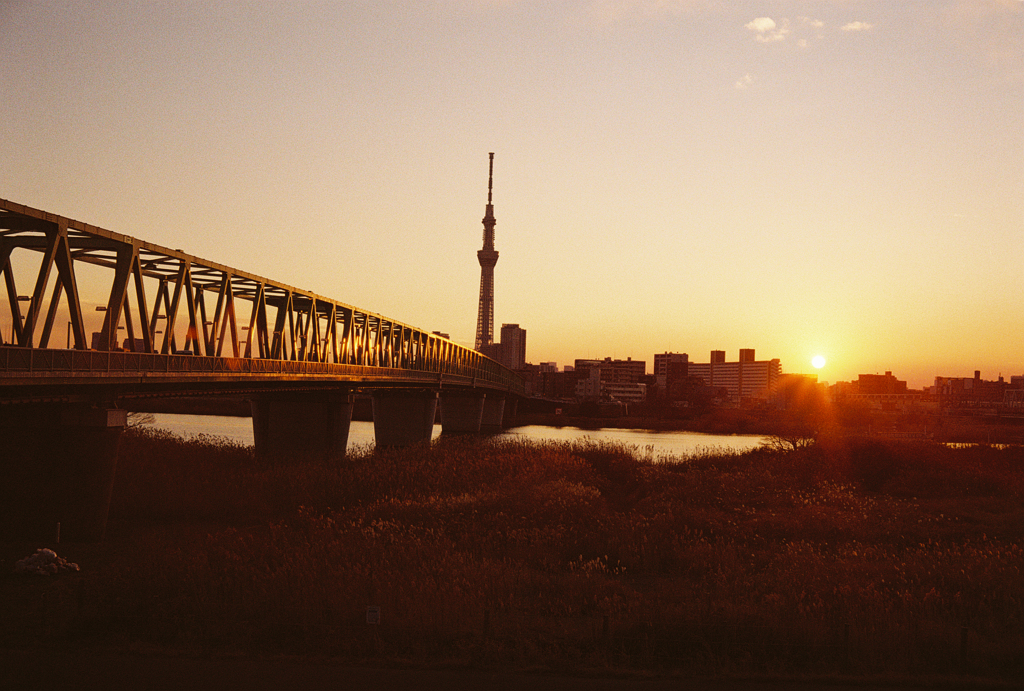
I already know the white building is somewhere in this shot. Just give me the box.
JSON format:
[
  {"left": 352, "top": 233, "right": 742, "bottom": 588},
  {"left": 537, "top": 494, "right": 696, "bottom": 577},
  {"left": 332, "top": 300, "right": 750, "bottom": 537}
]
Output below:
[{"left": 687, "top": 349, "right": 780, "bottom": 400}]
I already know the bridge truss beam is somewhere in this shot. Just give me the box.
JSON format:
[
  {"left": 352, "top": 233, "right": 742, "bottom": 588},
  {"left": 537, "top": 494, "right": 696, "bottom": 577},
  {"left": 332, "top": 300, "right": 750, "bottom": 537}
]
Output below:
[{"left": 0, "top": 199, "right": 523, "bottom": 396}]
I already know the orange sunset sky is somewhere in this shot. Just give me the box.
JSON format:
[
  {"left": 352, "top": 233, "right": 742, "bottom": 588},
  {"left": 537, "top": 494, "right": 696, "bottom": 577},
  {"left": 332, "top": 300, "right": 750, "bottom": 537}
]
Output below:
[{"left": 2, "top": 1, "right": 1021, "bottom": 388}]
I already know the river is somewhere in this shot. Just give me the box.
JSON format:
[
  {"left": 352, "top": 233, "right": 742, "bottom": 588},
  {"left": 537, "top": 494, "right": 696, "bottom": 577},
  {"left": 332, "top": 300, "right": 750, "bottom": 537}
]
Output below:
[{"left": 144, "top": 413, "right": 768, "bottom": 460}]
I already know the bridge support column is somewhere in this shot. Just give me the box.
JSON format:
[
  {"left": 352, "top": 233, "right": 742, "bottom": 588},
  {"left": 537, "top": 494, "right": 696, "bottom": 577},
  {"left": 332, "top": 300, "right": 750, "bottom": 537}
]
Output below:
[
  {"left": 0, "top": 404, "right": 126, "bottom": 542},
  {"left": 250, "top": 392, "right": 353, "bottom": 463},
  {"left": 480, "top": 395, "right": 506, "bottom": 434},
  {"left": 371, "top": 389, "right": 438, "bottom": 448},
  {"left": 440, "top": 390, "right": 486, "bottom": 435},
  {"left": 503, "top": 397, "right": 519, "bottom": 429}
]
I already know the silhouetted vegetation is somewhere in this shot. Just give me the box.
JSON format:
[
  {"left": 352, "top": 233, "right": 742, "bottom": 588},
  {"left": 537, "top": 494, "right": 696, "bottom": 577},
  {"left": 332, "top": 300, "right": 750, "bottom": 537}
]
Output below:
[{"left": 3, "top": 429, "right": 1023, "bottom": 681}]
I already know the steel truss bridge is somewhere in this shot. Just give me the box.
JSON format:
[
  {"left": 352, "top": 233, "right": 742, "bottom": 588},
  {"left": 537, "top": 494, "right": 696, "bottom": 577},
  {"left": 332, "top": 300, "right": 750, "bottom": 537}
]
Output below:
[
  {"left": 0, "top": 198, "right": 523, "bottom": 402},
  {"left": 1, "top": 197, "right": 524, "bottom": 541}
]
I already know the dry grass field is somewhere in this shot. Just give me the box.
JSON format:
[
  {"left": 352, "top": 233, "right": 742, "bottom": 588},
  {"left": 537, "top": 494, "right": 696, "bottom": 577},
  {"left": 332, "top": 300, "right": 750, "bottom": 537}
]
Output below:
[{"left": 2, "top": 428, "right": 1022, "bottom": 681}]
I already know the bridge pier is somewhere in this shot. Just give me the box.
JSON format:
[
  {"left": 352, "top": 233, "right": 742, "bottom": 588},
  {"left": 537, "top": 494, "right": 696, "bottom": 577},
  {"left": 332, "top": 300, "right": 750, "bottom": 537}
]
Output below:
[
  {"left": 371, "top": 389, "right": 438, "bottom": 447},
  {"left": 0, "top": 404, "right": 126, "bottom": 542},
  {"left": 440, "top": 390, "right": 486, "bottom": 435},
  {"left": 480, "top": 395, "right": 506, "bottom": 434},
  {"left": 503, "top": 396, "right": 518, "bottom": 428},
  {"left": 250, "top": 392, "right": 353, "bottom": 463}
]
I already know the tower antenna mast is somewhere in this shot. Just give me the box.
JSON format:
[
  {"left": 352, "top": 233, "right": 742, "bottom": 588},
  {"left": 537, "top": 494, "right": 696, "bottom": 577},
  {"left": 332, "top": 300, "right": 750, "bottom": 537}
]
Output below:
[{"left": 475, "top": 153, "right": 499, "bottom": 351}]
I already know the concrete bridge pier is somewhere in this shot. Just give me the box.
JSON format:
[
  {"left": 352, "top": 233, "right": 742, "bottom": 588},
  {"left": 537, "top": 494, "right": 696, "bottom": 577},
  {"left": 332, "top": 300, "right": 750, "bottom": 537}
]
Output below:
[
  {"left": 480, "top": 395, "right": 506, "bottom": 434},
  {"left": 250, "top": 392, "right": 354, "bottom": 463},
  {"left": 503, "top": 396, "right": 518, "bottom": 428},
  {"left": 0, "top": 404, "right": 127, "bottom": 542},
  {"left": 371, "top": 389, "right": 438, "bottom": 447},
  {"left": 440, "top": 390, "right": 486, "bottom": 435}
]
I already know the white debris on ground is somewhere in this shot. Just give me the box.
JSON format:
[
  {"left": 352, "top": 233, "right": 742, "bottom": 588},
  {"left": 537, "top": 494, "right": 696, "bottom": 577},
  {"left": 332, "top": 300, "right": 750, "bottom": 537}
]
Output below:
[{"left": 15, "top": 548, "right": 80, "bottom": 576}]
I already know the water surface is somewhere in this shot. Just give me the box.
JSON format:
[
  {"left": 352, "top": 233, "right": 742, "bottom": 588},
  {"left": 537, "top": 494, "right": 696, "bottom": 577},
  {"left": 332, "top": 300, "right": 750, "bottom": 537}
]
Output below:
[{"left": 145, "top": 413, "right": 766, "bottom": 459}]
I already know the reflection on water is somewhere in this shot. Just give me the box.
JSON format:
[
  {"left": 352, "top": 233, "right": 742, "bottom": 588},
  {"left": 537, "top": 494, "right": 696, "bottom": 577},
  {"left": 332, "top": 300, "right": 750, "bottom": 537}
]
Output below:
[
  {"left": 145, "top": 413, "right": 766, "bottom": 460},
  {"left": 496, "top": 425, "right": 765, "bottom": 458}
]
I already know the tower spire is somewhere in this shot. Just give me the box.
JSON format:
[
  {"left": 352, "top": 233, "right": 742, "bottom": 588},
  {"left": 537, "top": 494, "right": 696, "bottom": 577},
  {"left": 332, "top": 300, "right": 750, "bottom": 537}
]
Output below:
[
  {"left": 487, "top": 152, "right": 494, "bottom": 205},
  {"left": 475, "top": 153, "right": 499, "bottom": 352}
]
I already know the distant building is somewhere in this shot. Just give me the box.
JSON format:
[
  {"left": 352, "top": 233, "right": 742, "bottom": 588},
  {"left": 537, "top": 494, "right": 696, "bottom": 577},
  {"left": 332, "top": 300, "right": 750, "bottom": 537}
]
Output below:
[
  {"left": 478, "top": 342, "right": 500, "bottom": 361},
  {"left": 687, "top": 349, "right": 780, "bottom": 401},
  {"left": 573, "top": 357, "right": 647, "bottom": 402},
  {"left": 497, "top": 323, "right": 527, "bottom": 370},
  {"left": 833, "top": 371, "right": 924, "bottom": 412},
  {"left": 774, "top": 373, "right": 822, "bottom": 411},
  {"left": 478, "top": 323, "right": 526, "bottom": 370},
  {"left": 653, "top": 352, "right": 689, "bottom": 398},
  {"left": 1006, "top": 376, "right": 1024, "bottom": 409},
  {"left": 653, "top": 352, "right": 688, "bottom": 378},
  {"left": 857, "top": 371, "right": 907, "bottom": 395},
  {"left": 935, "top": 371, "right": 1008, "bottom": 409},
  {"left": 603, "top": 381, "right": 647, "bottom": 404},
  {"left": 575, "top": 368, "right": 603, "bottom": 400},
  {"left": 575, "top": 357, "right": 645, "bottom": 383}
]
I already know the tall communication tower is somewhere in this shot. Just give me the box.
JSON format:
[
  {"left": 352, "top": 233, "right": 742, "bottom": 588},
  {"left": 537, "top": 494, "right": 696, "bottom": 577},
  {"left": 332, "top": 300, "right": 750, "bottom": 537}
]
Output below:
[{"left": 474, "top": 153, "right": 499, "bottom": 352}]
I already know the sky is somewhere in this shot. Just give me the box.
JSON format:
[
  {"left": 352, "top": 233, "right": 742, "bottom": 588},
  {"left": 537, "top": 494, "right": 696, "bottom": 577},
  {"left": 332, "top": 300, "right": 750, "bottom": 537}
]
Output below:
[{"left": 2, "top": 0, "right": 1022, "bottom": 388}]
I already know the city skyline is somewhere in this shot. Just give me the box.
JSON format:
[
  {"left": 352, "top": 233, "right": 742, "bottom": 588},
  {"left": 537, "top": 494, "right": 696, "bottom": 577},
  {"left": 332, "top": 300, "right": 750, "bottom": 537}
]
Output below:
[{"left": 2, "top": 1, "right": 1021, "bottom": 390}]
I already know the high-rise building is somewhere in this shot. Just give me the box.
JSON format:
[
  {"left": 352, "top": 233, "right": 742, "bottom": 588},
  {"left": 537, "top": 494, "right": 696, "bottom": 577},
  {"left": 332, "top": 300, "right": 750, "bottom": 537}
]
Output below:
[
  {"left": 498, "top": 323, "right": 526, "bottom": 370},
  {"left": 688, "top": 349, "right": 780, "bottom": 400},
  {"left": 474, "top": 153, "right": 499, "bottom": 352}
]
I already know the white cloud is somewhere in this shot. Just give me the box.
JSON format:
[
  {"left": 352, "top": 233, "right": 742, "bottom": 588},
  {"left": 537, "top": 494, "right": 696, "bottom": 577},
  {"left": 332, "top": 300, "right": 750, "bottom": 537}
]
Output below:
[
  {"left": 799, "top": 16, "right": 825, "bottom": 29},
  {"left": 735, "top": 73, "right": 754, "bottom": 89},
  {"left": 841, "top": 21, "right": 874, "bottom": 31},
  {"left": 746, "top": 16, "right": 791, "bottom": 42},
  {"left": 745, "top": 17, "right": 776, "bottom": 33}
]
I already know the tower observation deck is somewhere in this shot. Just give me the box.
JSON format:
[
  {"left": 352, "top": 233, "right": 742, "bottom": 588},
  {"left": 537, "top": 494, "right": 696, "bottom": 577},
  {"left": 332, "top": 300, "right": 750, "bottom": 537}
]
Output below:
[{"left": 474, "top": 153, "right": 499, "bottom": 352}]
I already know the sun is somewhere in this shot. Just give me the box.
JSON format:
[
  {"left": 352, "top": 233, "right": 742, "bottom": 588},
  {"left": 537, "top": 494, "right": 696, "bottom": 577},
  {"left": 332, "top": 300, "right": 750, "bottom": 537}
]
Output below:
[{"left": 811, "top": 355, "right": 826, "bottom": 369}]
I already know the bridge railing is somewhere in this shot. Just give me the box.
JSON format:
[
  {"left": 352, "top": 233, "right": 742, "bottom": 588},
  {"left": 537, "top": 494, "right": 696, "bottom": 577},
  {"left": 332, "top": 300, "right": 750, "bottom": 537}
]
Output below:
[
  {"left": 0, "top": 199, "right": 524, "bottom": 395},
  {"left": 0, "top": 345, "right": 523, "bottom": 392}
]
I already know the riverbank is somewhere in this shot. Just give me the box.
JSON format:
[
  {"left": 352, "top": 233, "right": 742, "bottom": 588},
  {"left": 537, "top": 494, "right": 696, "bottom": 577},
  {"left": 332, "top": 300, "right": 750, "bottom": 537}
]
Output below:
[
  {"left": 518, "top": 411, "right": 1024, "bottom": 445},
  {"left": 2, "top": 432, "right": 1022, "bottom": 682}
]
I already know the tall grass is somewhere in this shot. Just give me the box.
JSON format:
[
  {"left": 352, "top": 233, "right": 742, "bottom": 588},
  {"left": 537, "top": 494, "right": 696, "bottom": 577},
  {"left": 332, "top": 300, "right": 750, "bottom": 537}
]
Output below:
[{"left": 5, "top": 428, "right": 1023, "bottom": 678}]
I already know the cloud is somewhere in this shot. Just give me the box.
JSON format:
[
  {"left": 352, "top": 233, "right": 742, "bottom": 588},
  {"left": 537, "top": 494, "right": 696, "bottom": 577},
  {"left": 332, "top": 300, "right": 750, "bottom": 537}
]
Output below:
[
  {"left": 745, "top": 17, "right": 776, "bottom": 33},
  {"left": 746, "top": 16, "right": 791, "bottom": 42},
  {"left": 841, "top": 21, "right": 874, "bottom": 31},
  {"left": 735, "top": 73, "right": 754, "bottom": 89}
]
